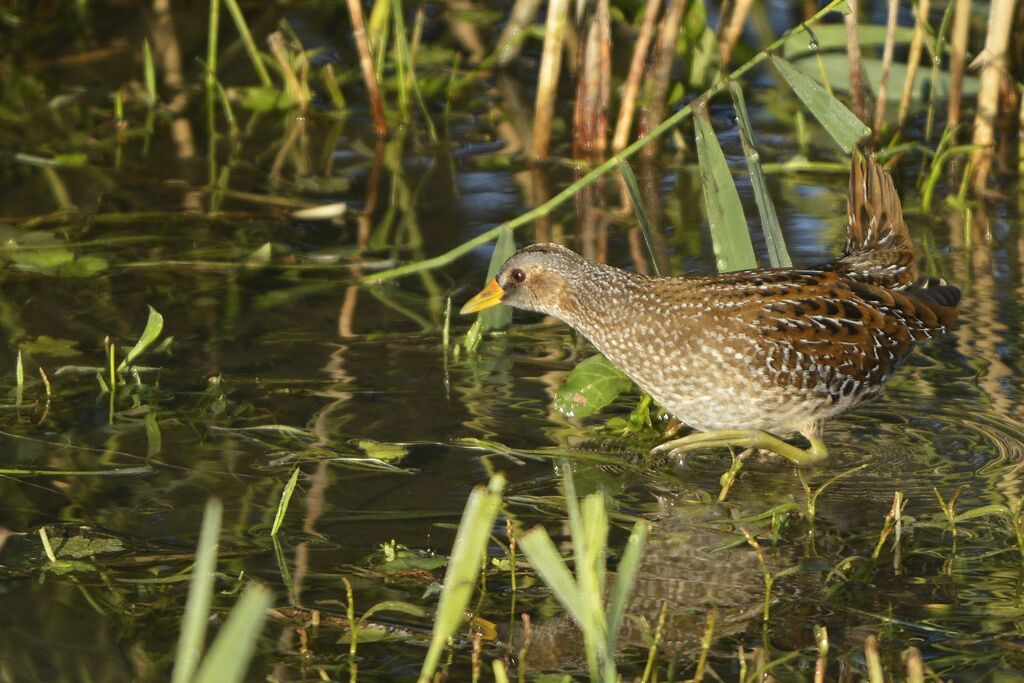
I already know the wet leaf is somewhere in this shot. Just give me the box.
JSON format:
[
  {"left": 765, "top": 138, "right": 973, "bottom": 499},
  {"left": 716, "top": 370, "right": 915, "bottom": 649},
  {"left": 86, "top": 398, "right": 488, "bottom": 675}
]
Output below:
[
  {"left": 20, "top": 335, "right": 80, "bottom": 358},
  {"left": 693, "top": 108, "right": 757, "bottom": 272},
  {"left": 554, "top": 355, "right": 633, "bottom": 418},
  {"left": 57, "top": 254, "right": 109, "bottom": 277},
  {"left": 769, "top": 55, "right": 871, "bottom": 153},
  {"left": 119, "top": 306, "right": 164, "bottom": 371},
  {"left": 57, "top": 535, "right": 124, "bottom": 559},
  {"left": 356, "top": 439, "right": 409, "bottom": 462},
  {"left": 238, "top": 85, "right": 294, "bottom": 111},
  {"left": 11, "top": 247, "right": 75, "bottom": 269}
]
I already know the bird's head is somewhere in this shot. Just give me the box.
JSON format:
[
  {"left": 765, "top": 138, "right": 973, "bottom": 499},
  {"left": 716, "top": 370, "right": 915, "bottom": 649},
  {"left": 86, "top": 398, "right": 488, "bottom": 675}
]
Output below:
[{"left": 460, "top": 243, "right": 585, "bottom": 318}]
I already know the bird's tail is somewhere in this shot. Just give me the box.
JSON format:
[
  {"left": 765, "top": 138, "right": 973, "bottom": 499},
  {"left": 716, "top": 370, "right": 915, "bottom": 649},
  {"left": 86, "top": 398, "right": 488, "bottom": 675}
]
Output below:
[
  {"left": 831, "top": 156, "right": 918, "bottom": 289},
  {"left": 833, "top": 156, "right": 960, "bottom": 330}
]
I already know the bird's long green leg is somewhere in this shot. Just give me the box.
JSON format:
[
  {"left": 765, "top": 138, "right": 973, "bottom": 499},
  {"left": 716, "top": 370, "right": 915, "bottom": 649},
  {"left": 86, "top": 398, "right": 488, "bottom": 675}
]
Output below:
[{"left": 651, "top": 429, "right": 829, "bottom": 466}]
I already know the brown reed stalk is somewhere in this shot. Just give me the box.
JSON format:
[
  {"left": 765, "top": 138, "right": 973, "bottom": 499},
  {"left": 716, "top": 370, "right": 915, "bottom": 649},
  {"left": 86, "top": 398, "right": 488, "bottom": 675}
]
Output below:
[
  {"left": 611, "top": 0, "right": 662, "bottom": 152},
  {"left": 573, "top": 0, "right": 612, "bottom": 157},
  {"left": 872, "top": 0, "right": 899, "bottom": 136},
  {"left": 970, "top": 0, "right": 1017, "bottom": 191},
  {"left": 718, "top": 0, "right": 754, "bottom": 68},
  {"left": 843, "top": 0, "right": 869, "bottom": 124},
  {"left": 947, "top": 0, "right": 970, "bottom": 130},
  {"left": 637, "top": 0, "right": 688, "bottom": 160},
  {"left": 530, "top": 0, "right": 571, "bottom": 160},
  {"left": 896, "top": 0, "right": 930, "bottom": 128},
  {"left": 346, "top": 0, "right": 387, "bottom": 137}
]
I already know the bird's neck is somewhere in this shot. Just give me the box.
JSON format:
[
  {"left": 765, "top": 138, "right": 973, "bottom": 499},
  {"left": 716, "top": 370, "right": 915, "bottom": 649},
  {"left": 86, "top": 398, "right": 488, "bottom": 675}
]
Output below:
[{"left": 555, "top": 263, "right": 650, "bottom": 335}]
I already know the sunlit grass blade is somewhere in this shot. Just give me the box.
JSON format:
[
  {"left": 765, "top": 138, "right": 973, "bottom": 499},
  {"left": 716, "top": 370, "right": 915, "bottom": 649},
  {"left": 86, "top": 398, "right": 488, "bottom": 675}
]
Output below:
[
  {"left": 142, "top": 39, "right": 157, "bottom": 106},
  {"left": 517, "top": 524, "right": 591, "bottom": 632},
  {"left": 729, "top": 82, "right": 792, "bottom": 268},
  {"left": 271, "top": 467, "right": 300, "bottom": 537},
  {"left": 419, "top": 474, "right": 505, "bottom": 683},
  {"left": 172, "top": 498, "right": 223, "bottom": 683},
  {"left": 770, "top": 55, "right": 871, "bottom": 153},
  {"left": 605, "top": 519, "right": 649, "bottom": 654},
  {"left": 617, "top": 160, "right": 661, "bottom": 275},
  {"left": 118, "top": 305, "right": 164, "bottom": 371},
  {"left": 192, "top": 584, "right": 272, "bottom": 683},
  {"left": 479, "top": 225, "right": 516, "bottom": 334},
  {"left": 693, "top": 108, "right": 757, "bottom": 273},
  {"left": 223, "top": 0, "right": 273, "bottom": 87}
]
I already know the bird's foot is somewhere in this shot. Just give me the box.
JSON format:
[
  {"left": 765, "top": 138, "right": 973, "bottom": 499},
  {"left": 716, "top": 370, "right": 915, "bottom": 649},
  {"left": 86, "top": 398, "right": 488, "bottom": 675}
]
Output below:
[{"left": 651, "top": 429, "right": 829, "bottom": 467}]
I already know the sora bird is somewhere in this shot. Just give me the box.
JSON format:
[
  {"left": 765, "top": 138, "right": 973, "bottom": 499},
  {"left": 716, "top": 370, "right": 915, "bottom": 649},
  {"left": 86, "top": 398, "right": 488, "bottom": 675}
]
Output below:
[{"left": 460, "top": 158, "right": 960, "bottom": 465}]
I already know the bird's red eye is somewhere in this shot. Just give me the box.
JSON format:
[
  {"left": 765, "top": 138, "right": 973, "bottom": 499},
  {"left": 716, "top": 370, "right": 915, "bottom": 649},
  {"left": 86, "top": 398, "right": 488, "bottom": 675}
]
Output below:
[{"left": 509, "top": 268, "right": 526, "bottom": 284}]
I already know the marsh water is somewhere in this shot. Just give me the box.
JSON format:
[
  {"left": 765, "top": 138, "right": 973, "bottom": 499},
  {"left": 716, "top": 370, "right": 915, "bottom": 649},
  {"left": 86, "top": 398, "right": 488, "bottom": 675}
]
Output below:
[{"left": 2, "top": 3, "right": 1023, "bottom": 681}]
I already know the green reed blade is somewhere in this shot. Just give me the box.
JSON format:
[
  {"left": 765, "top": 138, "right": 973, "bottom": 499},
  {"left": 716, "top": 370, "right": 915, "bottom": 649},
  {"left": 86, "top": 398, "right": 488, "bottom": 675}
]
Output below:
[
  {"left": 770, "top": 55, "right": 871, "bottom": 153},
  {"left": 618, "top": 160, "right": 661, "bottom": 276},
  {"left": 193, "top": 584, "right": 273, "bottom": 683},
  {"left": 729, "top": 81, "right": 792, "bottom": 268},
  {"left": 419, "top": 474, "right": 505, "bottom": 683},
  {"left": 172, "top": 498, "right": 222, "bottom": 683},
  {"left": 694, "top": 107, "right": 757, "bottom": 273}
]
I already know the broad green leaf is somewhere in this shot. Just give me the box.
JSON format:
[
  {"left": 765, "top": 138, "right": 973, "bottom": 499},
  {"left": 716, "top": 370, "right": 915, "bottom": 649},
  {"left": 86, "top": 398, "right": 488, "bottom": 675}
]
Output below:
[
  {"left": 729, "top": 82, "right": 791, "bottom": 268},
  {"left": 419, "top": 474, "right": 504, "bottom": 683},
  {"left": 119, "top": 306, "right": 164, "bottom": 371},
  {"left": 57, "top": 535, "right": 124, "bottom": 559},
  {"left": 770, "top": 55, "right": 870, "bottom": 153},
  {"left": 479, "top": 225, "right": 516, "bottom": 333},
  {"left": 693, "top": 109, "right": 757, "bottom": 272},
  {"left": 554, "top": 355, "right": 633, "bottom": 418}
]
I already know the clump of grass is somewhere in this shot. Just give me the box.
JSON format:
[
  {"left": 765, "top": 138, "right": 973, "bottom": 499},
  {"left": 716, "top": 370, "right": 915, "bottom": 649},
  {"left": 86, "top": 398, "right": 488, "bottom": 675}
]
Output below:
[
  {"left": 172, "top": 499, "right": 273, "bottom": 683},
  {"left": 516, "top": 465, "right": 649, "bottom": 682}
]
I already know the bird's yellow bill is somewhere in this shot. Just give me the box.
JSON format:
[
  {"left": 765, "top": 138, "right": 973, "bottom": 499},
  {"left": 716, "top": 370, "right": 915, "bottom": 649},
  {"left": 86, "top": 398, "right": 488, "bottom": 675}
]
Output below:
[{"left": 460, "top": 279, "right": 504, "bottom": 314}]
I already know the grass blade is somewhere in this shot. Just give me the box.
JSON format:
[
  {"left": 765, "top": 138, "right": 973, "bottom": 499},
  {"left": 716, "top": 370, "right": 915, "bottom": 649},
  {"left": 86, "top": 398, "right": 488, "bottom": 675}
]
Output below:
[
  {"left": 193, "top": 584, "right": 273, "bottom": 683},
  {"left": 172, "top": 498, "right": 223, "bottom": 683},
  {"left": 770, "top": 55, "right": 871, "bottom": 153},
  {"left": 419, "top": 474, "right": 505, "bottom": 683},
  {"left": 729, "top": 82, "right": 792, "bottom": 268},
  {"left": 517, "top": 524, "right": 587, "bottom": 625},
  {"left": 605, "top": 519, "right": 649, "bottom": 653},
  {"left": 693, "top": 107, "right": 757, "bottom": 273},
  {"left": 617, "top": 160, "right": 661, "bottom": 276},
  {"left": 271, "top": 467, "right": 300, "bottom": 537}
]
